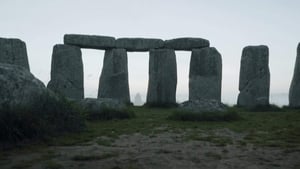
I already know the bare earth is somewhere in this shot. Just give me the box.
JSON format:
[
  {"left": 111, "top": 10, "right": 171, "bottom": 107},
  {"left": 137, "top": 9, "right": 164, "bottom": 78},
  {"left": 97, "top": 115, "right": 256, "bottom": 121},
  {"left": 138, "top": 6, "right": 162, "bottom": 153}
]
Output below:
[{"left": 1, "top": 128, "right": 300, "bottom": 169}]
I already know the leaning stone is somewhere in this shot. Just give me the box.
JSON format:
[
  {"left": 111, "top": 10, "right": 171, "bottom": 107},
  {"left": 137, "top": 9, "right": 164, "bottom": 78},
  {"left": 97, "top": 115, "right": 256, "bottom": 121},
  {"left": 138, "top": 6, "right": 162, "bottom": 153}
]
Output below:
[
  {"left": 237, "top": 45, "right": 270, "bottom": 108},
  {"left": 0, "top": 63, "right": 51, "bottom": 110},
  {"left": 47, "top": 44, "right": 84, "bottom": 100},
  {"left": 0, "top": 37, "right": 30, "bottom": 70},
  {"left": 164, "top": 37, "right": 209, "bottom": 51},
  {"left": 289, "top": 43, "right": 300, "bottom": 107},
  {"left": 64, "top": 34, "right": 115, "bottom": 49},
  {"left": 98, "top": 48, "right": 130, "bottom": 103},
  {"left": 116, "top": 38, "right": 164, "bottom": 51},
  {"left": 146, "top": 49, "right": 177, "bottom": 105},
  {"left": 189, "top": 47, "right": 222, "bottom": 102}
]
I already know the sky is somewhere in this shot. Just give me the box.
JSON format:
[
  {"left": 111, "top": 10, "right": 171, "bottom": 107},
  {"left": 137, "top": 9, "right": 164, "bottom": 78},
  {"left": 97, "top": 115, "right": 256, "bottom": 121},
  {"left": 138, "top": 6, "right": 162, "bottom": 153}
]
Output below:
[{"left": 1, "top": 0, "right": 299, "bottom": 105}]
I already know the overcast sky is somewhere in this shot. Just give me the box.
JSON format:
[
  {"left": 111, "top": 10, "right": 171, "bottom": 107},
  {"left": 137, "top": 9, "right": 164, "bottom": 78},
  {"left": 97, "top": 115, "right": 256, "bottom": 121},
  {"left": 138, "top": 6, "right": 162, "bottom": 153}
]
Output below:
[{"left": 1, "top": 0, "right": 299, "bottom": 105}]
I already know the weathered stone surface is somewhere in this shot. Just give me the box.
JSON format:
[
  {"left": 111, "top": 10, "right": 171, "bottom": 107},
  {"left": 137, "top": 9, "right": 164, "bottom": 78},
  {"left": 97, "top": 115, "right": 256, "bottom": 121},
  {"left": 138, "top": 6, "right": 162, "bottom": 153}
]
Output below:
[
  {"left": 189, "top": 47, "right": 222, "bottom": 102},
  {"left": 237, "top": 45, "right": 270, "bottom": 108},
  {"left": 0, "top": 63, "right": 50, "bottom": 109},
  {"left": 47, "top": 44, "right": 84, "bottom": 100},
  {"left": 77, "top": 98, "right": 126, "bottom": 112},
  {"left": 64, "top": 34, "right": 115, "bottom": 49},
  {"left": 179, "top": 99, "right": 227, "bottom": 113},
  {"left": 116, "top": 38, "right": 164, "bottom": 51},
  {"left": 289, "top": 43, "right": 300, "bottom": 107},
  {"left": 98, "top": 48, "right": 130, "bottom": 103},
  {"left": 164, "top": 37, "right": 209, "bottom": 51},
  {"left": 146, "top": 49, "right": 177, "bottom": 105},
  {"left": 0, "top": 37, "right": 30, "bottom": 70}
]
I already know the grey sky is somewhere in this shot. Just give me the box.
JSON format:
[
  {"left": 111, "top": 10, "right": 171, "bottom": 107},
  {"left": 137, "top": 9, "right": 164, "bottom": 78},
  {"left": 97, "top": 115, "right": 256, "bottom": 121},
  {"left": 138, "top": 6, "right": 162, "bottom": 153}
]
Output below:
[{"left": 1, "top": 0, "right": 299, "bottom": 105}]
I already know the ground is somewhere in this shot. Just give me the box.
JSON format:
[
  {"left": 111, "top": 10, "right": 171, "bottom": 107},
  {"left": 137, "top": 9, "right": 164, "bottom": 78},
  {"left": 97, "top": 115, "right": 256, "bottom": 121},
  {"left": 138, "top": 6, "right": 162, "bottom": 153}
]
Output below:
[{"left": 0, "top": 107, "right": 300, "bottom": 169}]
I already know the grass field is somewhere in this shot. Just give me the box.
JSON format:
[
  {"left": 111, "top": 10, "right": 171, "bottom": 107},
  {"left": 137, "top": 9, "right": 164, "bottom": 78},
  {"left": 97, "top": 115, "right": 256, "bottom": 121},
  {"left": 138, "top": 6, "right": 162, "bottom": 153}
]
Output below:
[
  {"left": 1, "top": 106, "right": 300, "bottom": 169},
  {"left": 47, "top": 106, "right": 300, "bottom": 148}
]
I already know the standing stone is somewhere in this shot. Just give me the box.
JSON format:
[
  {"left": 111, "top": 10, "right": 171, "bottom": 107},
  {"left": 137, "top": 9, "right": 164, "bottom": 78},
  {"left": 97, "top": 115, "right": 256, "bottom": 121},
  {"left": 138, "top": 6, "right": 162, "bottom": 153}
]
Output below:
[
  {"left": 189, "top": 47, "right": 222, "bottom": 102},
  {"left": 146, "top": 49, "right": 177, "bottom": 105},
  {"left": 289, "top": 43, "right": 300, "bottom": 107},
  {"left": 47, "top": 44, "right": 84, "bottom": 100},
  {"left": 237, "top": 45, "right": 270, "bottom": 108},
  {"left": 0, "top": 37, "right": 30, "bottom": 70},
  {"left": 98, "top": 48, "right": 130, "bottom": 103}
]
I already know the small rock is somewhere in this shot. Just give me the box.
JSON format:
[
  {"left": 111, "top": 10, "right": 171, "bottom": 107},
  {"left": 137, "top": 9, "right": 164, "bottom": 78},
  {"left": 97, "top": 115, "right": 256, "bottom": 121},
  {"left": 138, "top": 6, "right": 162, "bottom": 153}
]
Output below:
[{"left": 179, "top": 99, "right": 227, "bottom": 113}]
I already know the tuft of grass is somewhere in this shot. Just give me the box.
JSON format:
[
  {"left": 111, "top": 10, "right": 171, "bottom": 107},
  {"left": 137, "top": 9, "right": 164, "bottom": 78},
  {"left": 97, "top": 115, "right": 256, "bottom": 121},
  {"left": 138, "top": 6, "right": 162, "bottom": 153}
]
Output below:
[
  {"left": 44, "top": 161, "right": 64, "bottom": 169},
  {"left": 188, "top": 134, "right": 233, "bottom": 146},
  {"left": 204, "top": 152, "right": 222, "bottom": 160},
  {"left": 71, "top": 153, "right": 118, "bottom": 161},
  {"left": 85, "top": 107, "right": 135, "bottom": 121},
  {"left": 168, "top": 110, "right": 241, "bottom": 122},
  {"left": 143, "top": 102, "right": 178, "bottom": 108}
]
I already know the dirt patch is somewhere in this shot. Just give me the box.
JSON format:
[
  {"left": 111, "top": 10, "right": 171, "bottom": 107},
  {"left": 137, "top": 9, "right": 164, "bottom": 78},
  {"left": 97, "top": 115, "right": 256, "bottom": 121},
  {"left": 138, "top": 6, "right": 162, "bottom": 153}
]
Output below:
[{"left": 1, "top": 128, "right": 300, "bottom": 169}]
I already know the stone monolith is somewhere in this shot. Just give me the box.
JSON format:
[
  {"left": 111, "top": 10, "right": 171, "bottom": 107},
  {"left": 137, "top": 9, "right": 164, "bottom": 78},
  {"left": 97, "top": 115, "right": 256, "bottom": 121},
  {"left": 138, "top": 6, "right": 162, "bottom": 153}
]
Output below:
[
  {"left": 47, "top": 44, "right": 84, "bottom": 100},
  {"left": 98, "top": 48, "right": 130, "bottom": 103},
  {"left": 146, "top": 49, "right": 177, "bottom": 105},
  {"left": 164, "top": 38, "right": 209, "bottom": 51},
  {"left": 237, "top": 45, "right": 270, "bottom": 108},
  {"left": 189, "top": 47, "right": 222, "bottom": 102},
  {"left": 0, "top": 37, "right": 30, "bottom": 70},
  {"left": 289, "top": 43, "right": 300, "bottom": 107}
]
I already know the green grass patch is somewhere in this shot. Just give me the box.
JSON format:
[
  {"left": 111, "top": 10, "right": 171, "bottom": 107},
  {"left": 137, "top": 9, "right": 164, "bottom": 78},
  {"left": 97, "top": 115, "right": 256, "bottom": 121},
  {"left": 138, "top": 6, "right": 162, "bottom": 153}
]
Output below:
[
  {"left": 43, "top": 160, "right": 64, "bottom": 169},
  {"left": 85, "top": 107, "right": 136, "bottom": 121},
  {"left": 168, "top": 110, "right": 241, "bottom": 122}
]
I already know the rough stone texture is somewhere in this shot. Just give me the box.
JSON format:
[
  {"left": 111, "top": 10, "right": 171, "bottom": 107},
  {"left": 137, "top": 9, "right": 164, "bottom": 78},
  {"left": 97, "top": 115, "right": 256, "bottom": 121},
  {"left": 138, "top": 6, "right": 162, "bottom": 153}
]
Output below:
[
  {"left": 189, "top": 47, "right": 222, "bottom": 102},
  {"left": 116, "top": 38, "right": 164, "bottom": 51},
  {"left": 0, "top": 63, "right": 49, "bottom": 109},
  {"left": 289, "top": 43, "right": 300, "bottom": 107},
  {"left": 146, "top": 49, "right": 177, "bottom": 105},
  {"left": 64, "top": 34, "right": 115, "bottom": 49},
  {"left": 98, "top": 48, "right": 130, "bottom": 103},
  {"left": 179, "top": 99, "right": 227, "bottom": 113},
  {"left": 164, "top": 37, "right": 210, "bottom": 51},
  {"left": 47, "top": 44, "right": 84, "bottom": 100},
  {"left": 77, "top": 98, "right": 126, "bottom": 112},
  {"left": 237, "top": 45, "right": 270, "bottom": 108},
  {"left": 0, "top": 37, "right": 30, "bottom": 70}
]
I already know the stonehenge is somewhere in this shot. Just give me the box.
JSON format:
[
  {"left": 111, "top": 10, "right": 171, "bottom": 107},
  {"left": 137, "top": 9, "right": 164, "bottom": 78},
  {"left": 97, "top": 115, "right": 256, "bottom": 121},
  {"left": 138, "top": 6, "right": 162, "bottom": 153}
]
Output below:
[
  {"left": 289, "top": 43, "right": 300, "bottom": 107},
  {"left": 5, "top": 34, "right": 299, "bottom": 109},
  {"left": 51, "top": 34, "right": 218, "bottom": 105},
  {"left": 47, "top": 44, "right": 84, "bottom": 100},
  {"left": 189, "top": 47, "right": 222, "bottom": 102},
  {"left": 237, "top": 45, "right": 270, "bottom": 108},
  {"left": 0, "top": 37, "right": 30, "bottom": 70},
  {"left": 146, "top": 49, "right": 177, "bottom": 105}
]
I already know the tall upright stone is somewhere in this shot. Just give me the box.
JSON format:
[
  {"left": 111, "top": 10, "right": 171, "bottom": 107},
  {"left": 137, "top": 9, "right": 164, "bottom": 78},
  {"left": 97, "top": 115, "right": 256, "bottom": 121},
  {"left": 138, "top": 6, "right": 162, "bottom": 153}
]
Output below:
[
  {"left": 146, "top": 49, "right": 177, "bottom": 105},
  {"left": 47, "top": 44, "right": 84, "bottom": 100},
  {"left": 0, "top": 37, "right": 30, "bottom": 70},
  {"left": 98, "top": 48, "right": 130, "bottom": 103},
  {"left": 237, "top": 45, "right": 270, "bottom": 108},
  {"left": 289, "top": 43, "right": 300, "bottom": 107},
  {"left": 189, "top": 47, "right": 222, "bottom": 102}
]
